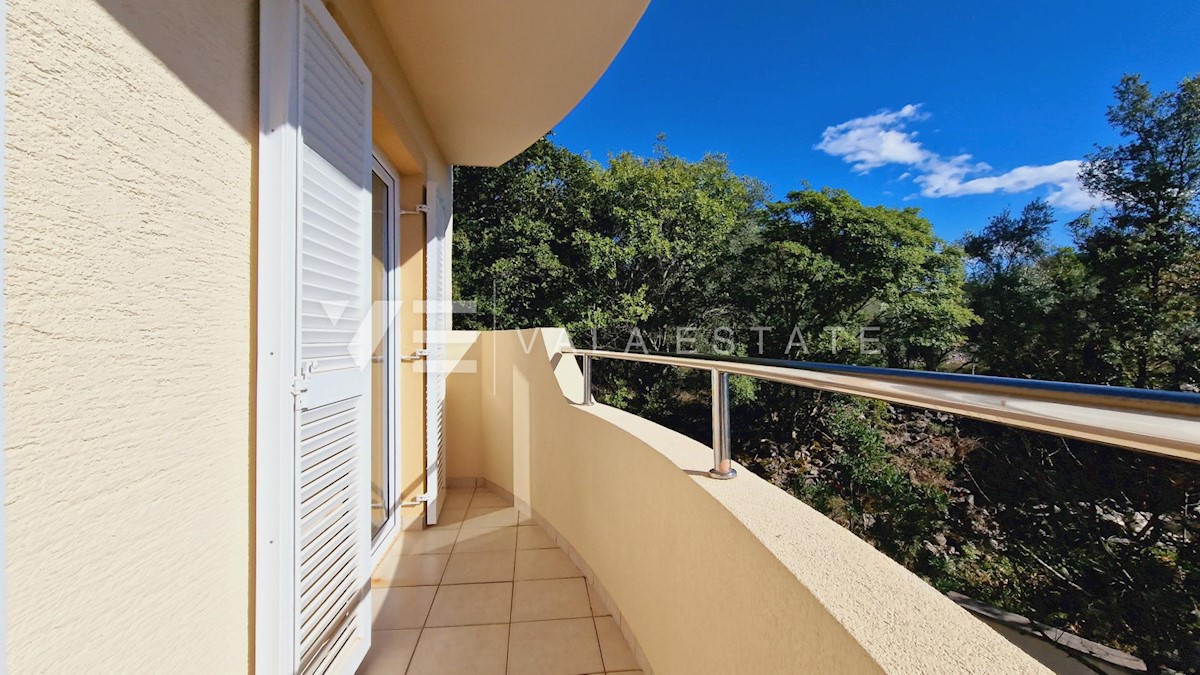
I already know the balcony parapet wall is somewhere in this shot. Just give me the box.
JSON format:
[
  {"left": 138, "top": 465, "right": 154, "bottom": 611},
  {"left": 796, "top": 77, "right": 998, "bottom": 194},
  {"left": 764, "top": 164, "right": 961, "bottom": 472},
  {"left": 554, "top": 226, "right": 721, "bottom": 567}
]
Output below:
[{"left": 444, "top": 328, "right": 1049, "bottom": 675}]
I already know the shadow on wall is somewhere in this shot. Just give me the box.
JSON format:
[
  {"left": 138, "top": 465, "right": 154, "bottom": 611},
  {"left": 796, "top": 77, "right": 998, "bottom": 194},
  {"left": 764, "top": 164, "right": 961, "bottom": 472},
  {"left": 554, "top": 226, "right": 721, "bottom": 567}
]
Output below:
[
  {"left": 89, "top": 0, "right": 259, "bottom": 669},
  {"left": 95, "top": 0, "right": 258, "bottom": 140}
]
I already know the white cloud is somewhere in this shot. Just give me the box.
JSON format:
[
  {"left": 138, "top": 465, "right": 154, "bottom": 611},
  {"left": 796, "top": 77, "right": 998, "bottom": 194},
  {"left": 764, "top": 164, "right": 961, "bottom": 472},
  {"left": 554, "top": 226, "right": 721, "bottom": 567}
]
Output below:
[
  {"left": 816, "top": 106, "right": 1105, "bottom": 210},
  {"left": 815, "top": 104, "right": 928, "bottom": 172},
  {"left": 1044, "top": 174, "right": 1105, "bottom": 210}
]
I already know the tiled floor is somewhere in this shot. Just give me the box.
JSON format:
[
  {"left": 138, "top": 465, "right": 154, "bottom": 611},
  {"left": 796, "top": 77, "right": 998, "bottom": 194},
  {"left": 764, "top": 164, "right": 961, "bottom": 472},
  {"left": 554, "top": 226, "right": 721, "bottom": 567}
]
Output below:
[{"left": 358, "top": 485, "right": 643, "bottom": 675}]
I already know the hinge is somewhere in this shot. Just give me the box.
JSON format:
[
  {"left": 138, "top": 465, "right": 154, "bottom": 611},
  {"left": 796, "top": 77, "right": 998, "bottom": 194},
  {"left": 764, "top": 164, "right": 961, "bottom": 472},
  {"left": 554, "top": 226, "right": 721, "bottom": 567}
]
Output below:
[
  {"left": 400, "top": 494, "right": 431, "bottom": 507},
  {"left": 291, "top": 376, "right": 309, "bottom": 410},
  {"left": 399, "top": 349, "right": 430, "bottom": 363},
  {"left": 291, "top": 376, "right": 309, "bottom": 396}
]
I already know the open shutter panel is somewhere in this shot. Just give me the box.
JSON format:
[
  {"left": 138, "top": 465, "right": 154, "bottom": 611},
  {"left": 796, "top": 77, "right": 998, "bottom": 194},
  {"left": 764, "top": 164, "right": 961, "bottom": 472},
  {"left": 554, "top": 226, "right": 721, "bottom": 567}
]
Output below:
[
  {"left": 295, "top": 1, "right": 373, "bottom": 673},
  {"left": 424, "top": 182, "right": 452, "bottom": 525}
]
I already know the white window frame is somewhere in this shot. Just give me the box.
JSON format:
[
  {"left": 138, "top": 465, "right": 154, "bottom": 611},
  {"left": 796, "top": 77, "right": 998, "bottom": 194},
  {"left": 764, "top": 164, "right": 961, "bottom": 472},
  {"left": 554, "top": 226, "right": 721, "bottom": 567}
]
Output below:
[
  {"left": 255, "top": 2, "right": 300, "bottom": 671},
  {"left": 370, "top": 149, "right": 402, "bottom": 566}
]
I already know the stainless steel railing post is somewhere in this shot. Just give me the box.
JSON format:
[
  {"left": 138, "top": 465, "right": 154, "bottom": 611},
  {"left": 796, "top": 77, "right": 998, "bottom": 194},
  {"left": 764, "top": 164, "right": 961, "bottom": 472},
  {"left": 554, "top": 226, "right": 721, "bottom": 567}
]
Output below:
[
  {"left": 709, "top": 369, "right": 737, "bottom": 479},
  {"left": 582, "top": 354, "right": 594, "bottom": 406}
]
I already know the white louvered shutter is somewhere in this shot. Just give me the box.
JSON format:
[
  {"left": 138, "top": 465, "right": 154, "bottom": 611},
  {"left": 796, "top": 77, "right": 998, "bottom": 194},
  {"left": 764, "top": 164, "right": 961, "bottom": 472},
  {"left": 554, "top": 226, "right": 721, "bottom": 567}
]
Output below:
[
  {"left": 293, "top": 1, "right": 373, "bottom": 672},
  {"left": 424, "top": 182, "right": 452, "bottom": 525}
]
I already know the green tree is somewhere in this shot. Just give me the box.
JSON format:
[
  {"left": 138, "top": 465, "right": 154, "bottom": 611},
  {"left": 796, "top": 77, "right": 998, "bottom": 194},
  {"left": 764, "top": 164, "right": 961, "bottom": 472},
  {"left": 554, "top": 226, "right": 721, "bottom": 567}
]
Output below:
[
  {"left": 1077, "top": 74, "right": 1200, "bottom": 389},
  {"left": 962, "top": 199, "right": 1096, "bottom": 380},
  {"left": 454, "top": 137, "right": 762, "bottom": 342},
  {"left": 744, "top": 187, "right": 976, "bottom": 368},
  {"left": 964, "top": 199, "right": 1054, "bottom": 274},
  {"left": 454, "top": 136, "right": 763, "bottom": 416},
  {"left": 453, "top": 137, "right": 600, "bottom": 330},
  {"left": 577, "top": 142, "right": 765, "bottom": 343},
  {"left": 733, "top": 189, "right": 976, "bottom": 556}
]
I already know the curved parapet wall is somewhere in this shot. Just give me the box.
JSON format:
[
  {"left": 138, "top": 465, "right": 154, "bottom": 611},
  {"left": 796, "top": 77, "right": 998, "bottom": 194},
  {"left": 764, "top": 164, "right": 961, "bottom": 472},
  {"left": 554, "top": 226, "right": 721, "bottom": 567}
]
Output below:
[{"left": 444, "top": 328, "right": 1049, "bottom": 674}]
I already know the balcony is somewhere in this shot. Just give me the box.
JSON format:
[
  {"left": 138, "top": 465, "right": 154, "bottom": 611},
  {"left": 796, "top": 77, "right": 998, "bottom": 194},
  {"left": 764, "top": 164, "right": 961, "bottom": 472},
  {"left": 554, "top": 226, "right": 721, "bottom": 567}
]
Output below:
[{"left": 362, "top": 327, "right": 1197, "bottom": 674}]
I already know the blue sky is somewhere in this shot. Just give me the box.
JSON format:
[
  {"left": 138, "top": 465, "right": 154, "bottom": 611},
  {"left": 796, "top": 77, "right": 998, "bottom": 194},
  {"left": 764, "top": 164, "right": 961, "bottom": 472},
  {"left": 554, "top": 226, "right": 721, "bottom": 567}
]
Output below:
[{"left": 552, "top": 0, "right": 1200, "bottom": 245}]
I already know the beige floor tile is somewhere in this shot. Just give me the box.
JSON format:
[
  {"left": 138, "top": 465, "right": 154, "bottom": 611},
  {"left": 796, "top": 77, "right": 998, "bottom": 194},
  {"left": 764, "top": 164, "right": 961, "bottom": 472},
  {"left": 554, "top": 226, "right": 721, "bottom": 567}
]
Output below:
[
  {"left": 443, "top": 489, "right": 474, "bottom": 509},
  {"left": 425, "top": 582, "right": 513, "bottom": 627},
  {"left": 595, "top": 615, "right": 639, "bottom": 671},
  {"left": 408, "top": 624, "right": 509, "bottom": 675},
  {"left": 461, "top": 506, "right": 520, "bottom": 529},
  {"left": 511, "top": 577, "right": 592, "bottom": 622},
  {"left": 388, "top": 528, "right": 458, "bottom": 556},
  {"left": 453, "top": 526, "right": 517, "bottom": 553},
  {"left": 372, "top": 553, "right": 448, "bottom": 587},
  {"left": 515, "top": 525, "right": 556, "bottom": 550},
  {"left": 370, "top": 585, "right": 436, "bottom": 630},
  {"left": 515, "top": 548, "right": 583, "bottom": 581},
  {"left": 587, "top": 582, "right": 610, "bottom": 616},
  {"left": 358, "top": 628, "right": 419, "bottom": 674},
  {"left": 507, "top": 618, "right": 603, "bottom": 675},
  {"left": 467, "top": 490, "right": 511, "bottom": 508},
  {"left": 441, "top": 550, "right": 516, "bottom": 584},
  {"left": 433, "top": 507, "right": 468, "bottom": 528}
]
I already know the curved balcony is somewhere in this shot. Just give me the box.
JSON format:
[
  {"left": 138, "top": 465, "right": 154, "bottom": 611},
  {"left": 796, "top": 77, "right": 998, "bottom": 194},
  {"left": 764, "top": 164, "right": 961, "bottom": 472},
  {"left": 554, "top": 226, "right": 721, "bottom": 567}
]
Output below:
[{"left": 437, "top": 328, "right": 1063, "bottom": 674}]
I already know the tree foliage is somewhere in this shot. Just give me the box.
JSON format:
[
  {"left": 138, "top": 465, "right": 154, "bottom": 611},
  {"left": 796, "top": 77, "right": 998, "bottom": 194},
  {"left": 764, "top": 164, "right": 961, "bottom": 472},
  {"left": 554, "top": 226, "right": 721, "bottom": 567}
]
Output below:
[
  {"left": 746, "top": 187, "right": 976, "bottom": 368},
  {"left": 1076, "top": 74, "right": 1200, "bottom": 389}
]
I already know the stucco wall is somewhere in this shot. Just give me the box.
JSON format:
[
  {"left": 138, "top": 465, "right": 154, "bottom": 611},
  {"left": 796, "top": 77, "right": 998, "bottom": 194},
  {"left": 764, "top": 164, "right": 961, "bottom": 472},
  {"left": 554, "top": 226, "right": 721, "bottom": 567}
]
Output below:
[
  {"left": 396, "top": 174, "right": 428, "bottom": 527},
  {"left": 447, "top": 328, "right": 1051, "bottom": 675},
  {"left": 445, "top": 337, "right": 483, "bottom": 480},
  {"left": 6, "top": 0, "right": 256, "bottom": 671}
]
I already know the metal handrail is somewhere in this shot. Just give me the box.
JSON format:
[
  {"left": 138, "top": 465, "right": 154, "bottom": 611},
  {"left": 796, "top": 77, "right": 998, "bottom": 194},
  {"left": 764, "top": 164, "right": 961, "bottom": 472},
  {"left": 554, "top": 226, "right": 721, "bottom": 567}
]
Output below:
[{"left": 563, "top": 348, "right": 1200, "bottom": 476}]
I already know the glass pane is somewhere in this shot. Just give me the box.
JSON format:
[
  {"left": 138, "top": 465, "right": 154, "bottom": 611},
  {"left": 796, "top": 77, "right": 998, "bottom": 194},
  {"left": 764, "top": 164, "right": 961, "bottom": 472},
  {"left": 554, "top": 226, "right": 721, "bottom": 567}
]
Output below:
[{"left": 370, "top": 170, "right": 389, "bottom": 540}]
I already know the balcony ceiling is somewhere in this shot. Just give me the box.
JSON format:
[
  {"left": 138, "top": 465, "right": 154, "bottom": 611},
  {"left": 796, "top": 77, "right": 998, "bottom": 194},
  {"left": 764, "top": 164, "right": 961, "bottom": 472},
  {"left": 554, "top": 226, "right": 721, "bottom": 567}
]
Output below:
[{"left": 371, "top": 0, "right": 649, "bottom": 167}]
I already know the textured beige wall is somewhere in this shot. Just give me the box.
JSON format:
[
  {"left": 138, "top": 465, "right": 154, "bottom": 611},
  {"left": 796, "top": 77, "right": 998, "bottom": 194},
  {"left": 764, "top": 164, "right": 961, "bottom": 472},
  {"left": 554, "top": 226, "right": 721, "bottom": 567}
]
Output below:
[
  {"left": 447, "top": 329, "right": 1051, "bottom": 675},
  {"left": 395, "top": 174, "right": 428, "bottom": 528},
  {"left": 445, "top": 336, "right": 483, "bottom": 480},
  {"left": 6, "top": 0, "right": 256, "bottom": 672}
]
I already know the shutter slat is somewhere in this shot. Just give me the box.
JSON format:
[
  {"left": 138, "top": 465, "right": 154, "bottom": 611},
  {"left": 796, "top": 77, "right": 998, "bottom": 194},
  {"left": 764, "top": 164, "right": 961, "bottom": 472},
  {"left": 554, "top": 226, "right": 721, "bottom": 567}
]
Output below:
[
  {"left": 300, "top": 456, "right": 356, "bottom": 515},
  {"left": 301, "top": 228, "right": 361, "bottom": 268},
  {"left": 299, "top": 407, "right": 357, "bottom": 452},
  {"left": 300, "top": 497, "right": 355, "bottom": 554},
  {"left": 300, "top": 176, "right": 362, "bottom": 233},
  {"left": 301, "top": 266, "right": 361, "bottom": 296},
  {"left": 301, "top": 522, "right": 356, "bottom": 588},
  {"left": 302, "top": 612, "right": 358, "bottom": 675},
  {"left": 300, "top": 280, "right": 360, "bottom": 303},
  {"left": 301, "top": 431, "right": 356, "bottom": 467},
  {"left": 300, "top": 567, "right": 356, "bottom": 645}
]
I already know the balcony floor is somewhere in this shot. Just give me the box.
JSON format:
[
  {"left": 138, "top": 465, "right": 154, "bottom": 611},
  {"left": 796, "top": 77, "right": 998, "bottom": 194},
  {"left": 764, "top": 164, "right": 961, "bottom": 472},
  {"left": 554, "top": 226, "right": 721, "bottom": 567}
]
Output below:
[{"left": 358, "top": 485, "right": 642, "bottom": 675}]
